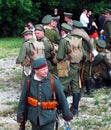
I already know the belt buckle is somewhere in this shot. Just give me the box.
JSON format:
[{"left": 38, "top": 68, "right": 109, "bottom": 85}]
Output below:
[{"left": 38, "top": 102, "right": 41, "bottom": 106}]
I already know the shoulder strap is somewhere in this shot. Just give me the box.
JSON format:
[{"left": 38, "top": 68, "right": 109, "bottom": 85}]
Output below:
[
  {"left": 50, "top": 74, "right": 56, "bottom": 100},
  {"left": 27, "top": 79, "right": 31, "bottom": 91},
  {"left": 26, "top": 75, "right": 56, "bottom": 100}
]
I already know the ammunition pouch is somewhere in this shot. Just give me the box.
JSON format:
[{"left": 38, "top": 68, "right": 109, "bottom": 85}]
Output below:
[
  {"left": 28, "top": 97, "right": 38, "bottom": 107},
  {"left": 28, "top": 96, "right": 58, "bottom": 109}
]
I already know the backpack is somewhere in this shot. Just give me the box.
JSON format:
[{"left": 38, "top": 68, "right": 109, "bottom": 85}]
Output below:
[
  {"left": 65, "top": 36, "right": 83, "bottom": 63},
  {"left": 28, "top": 39, "right": 45, "bottom": 62}
]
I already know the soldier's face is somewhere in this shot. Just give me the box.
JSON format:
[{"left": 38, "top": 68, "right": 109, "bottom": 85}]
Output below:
[
  {"left": 24, "top": 34, "right": 33, "bottom": 41},
  {"left": 35, "top": 30, "right": 44, "bottom": 39},
  {"left": 35, "top": 66, "right": 48, "bottom": 79}
]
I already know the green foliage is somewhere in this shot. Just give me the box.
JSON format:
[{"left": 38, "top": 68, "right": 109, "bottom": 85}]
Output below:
[
  {"left": 1, "top": 0, "right": 111, "bottom": 37},
  {"left": 0, "top": 0, "right": 41, "bottom": 37},
  {"left": 6, "top": 100, "right": 18, "bottom": 105}
]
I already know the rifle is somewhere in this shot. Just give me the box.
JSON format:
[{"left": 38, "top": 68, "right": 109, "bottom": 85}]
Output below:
[
  {"left": 50, "top": 75, "right": 59, "bottom": 130},
  {"left": 19, "top": 79, "right": 31, "bottom": 130}
]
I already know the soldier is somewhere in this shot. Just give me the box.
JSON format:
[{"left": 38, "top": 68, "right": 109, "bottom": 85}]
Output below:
[
  {"left": 71, "top": 20, "right": 94, "bottom": 95},
  {"left": 34, "top": 24, "right": 54, "bottom": 73},
  {"left": 16, "top": 25, "right": 53, "bottom": 85},
  {"left": 51, "top": 16, "right": 60, "bottom": 34},
  {"left": 41, "top": 14, "right": 61, "bottom": 74},
  {"left": 64, "top": 12, "right": 73, "bottom": 27},
  {"left": 92, "top": 39, "right": 111, "bottom": 88},
  {"left": 41, "top": 14, "right": 60, "bottom": 45},
  {"left": 16, "top": 29, "right": 34, "bottom": 85},
  {"left": 17, "top": 58, "right": 73, "bottom": 130},
  {"left": 103, "top": 9, "right": 111, "bottom": 50},
  {"left": 56, "top": 23, "right": 84, "bottom": 116}
]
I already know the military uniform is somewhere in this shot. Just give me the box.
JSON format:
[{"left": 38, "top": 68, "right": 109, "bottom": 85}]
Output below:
[
  {"left": 103, "top": 9, "right": 111, "bottom": 49},
  {"left": 42, "top": 15, "right": 60, "bottom": 44},
  {"left": 16, "top": 30, "right": 35, "bottom": 85},
  {"left": 56, "top": 23, "right": 82, "bottom": 116},
  {"left": 52, "top": 16, "right": 60, "bottom": 34},
  {"left": 34, "top": 24, "right": 55, "bottom": 72},
  {"left": 17, "top": 58, "right": 73, "bottom": 130},
  {"left": 64, "top": 12, "right": 73, "bottom": 28},
  {"left": 16, "top": 30, "right": 33, "bottom": 65},
  {"left": 92, "top": 39, "right": 111, "bottom": 88},
  {"left": 42, "top": 15, "right": 60, "bottom": 74},
  {"left": 71, "top": 20, "right": 94, "bottom": 95}
]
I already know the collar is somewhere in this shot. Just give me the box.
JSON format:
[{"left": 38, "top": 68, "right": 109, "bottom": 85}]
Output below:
[
  {"left": 44, "top": 26, "right": 52, "bottom": 29},
  {"left": 62, "top": 34, "right": 67, "bottom": 38},
  {"left": 34, "top": 74, "right": 42, "bottom": 81}
]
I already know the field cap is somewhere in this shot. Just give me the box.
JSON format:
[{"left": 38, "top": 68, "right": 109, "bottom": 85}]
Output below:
[
  {"left": 96, "top": 39, "right": 106, "bottom": 48},
  {"left": 64, "top": 12, "right": 73, "bottom": 17},
  {"left": 73, "top": 20, "right": 83, "bottom": 28},
  {"left": 105, "top": 8, "right": 111, "bottom": 14},
  {"left": 61, "top": 23, "right": 72, "bottom": 32},
  {"left": 32, "top": 58, "right": 47, "bottom": 69},
  {"left": 21, "top": 29, "right": 33, "bottom": 35},
  {"left": 35, "top": 24, "right": 45, "bottom": 32},
  {"left": 52, "top": 16, "right": 59, "bottom": 22},
  {"left": 42, "top": 15, "right": 52, "bottom": 24}
]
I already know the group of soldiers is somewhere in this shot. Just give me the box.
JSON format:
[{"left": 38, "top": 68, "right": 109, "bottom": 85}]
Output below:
[{"left": 16, "top": 10, "right": 111, "bottom": 129}]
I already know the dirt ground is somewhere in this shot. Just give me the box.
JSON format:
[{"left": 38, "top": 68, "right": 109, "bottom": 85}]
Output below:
[{"left": 0, "top": 57, "right": 111, "bottom": 130}]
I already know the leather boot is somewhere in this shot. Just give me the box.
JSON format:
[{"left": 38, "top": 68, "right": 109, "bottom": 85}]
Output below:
[
  {"left": 73, "top": 93, "right": 80, "bottom": 116},
  {"left": 94, "top": 78, "right": 102, "bottom": 89},
  {"left": 84, "top": 79, "right": 92, "bottom": 95}
]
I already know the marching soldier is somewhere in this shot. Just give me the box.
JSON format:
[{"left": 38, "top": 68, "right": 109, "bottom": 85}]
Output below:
[
  {"left": 56, "top": 23, "right": 84, "bottom": 116},
  {"left": 34, "top": 24, "right": 55, "bottom": 73},
  {"left": 16, "top": 29, "right": 34, "bottom": 85},
  {"left": 41, "top": 14, "right": 60, "bottom": 45},
  {"left": 103, "top": 9, "right": 111, "bottom": 50},
  {"left": 41, "top": 14, "right": 61, "bottom": 74},
  {"left": 16, "top": 25, "right": 54, "bottom": 85},
  {"left": 71, "top": 20, "right": 94, "bottom": 95},
  {"left": 64, "top": 12, "right": 73, "bottom": 28},
  {"left": 17, "top": 58, "right": 73, "bottom": 130}
]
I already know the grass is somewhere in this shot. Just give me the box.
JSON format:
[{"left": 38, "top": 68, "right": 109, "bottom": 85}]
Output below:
[
  {"left": 0, "top": 84, "right": 7, "bottom": 90},
  {"left": 0, "top": 38, "right": 111, "bottom": 130},
  {"left": 69, "top": 87, "right": 111, "bottom": 130},
  {"left": 9, "top": 70, "right": 22, "bottom": 83},
  {"left": 6, "top": 100, "right": 18, "bottom": 105},
  {"left": 0, "top": 37, "right": 22, "bottom": 59}
]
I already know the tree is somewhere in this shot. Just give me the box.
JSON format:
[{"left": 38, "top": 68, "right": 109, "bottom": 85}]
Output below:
[
  {"left": 0, "top": 0, "right": 41, "bottom": 37},
  {"left": 0, "top": 0, "right": 111, "bottom": 37}
]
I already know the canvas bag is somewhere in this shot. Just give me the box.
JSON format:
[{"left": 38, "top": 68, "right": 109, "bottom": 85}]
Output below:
[
  {"left": 29, "top": 39, "right": 45, "bottom": 62},
  {"left": 57, "top": 60, "right": 70, "bottom": 77},
  {"left": 65, "top": 36, "right": 83, "bottom": 63}
]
